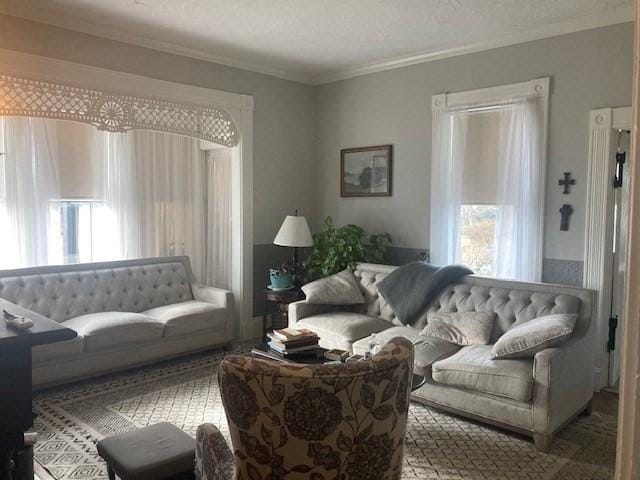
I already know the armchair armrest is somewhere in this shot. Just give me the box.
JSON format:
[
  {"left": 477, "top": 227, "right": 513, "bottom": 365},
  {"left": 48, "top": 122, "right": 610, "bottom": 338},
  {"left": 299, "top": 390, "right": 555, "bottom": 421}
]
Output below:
[
  {"left": 195, "top": 424, "right": 235, "bottom": 480},
  {"left": 192, "top": 284, "right": 233, "bottom": 309},
  {"left": 288, "top": 300, "right": 340, "bottom": 327},
  {"left": 532, "top": 335, "right": 594, "bottom": 435}
]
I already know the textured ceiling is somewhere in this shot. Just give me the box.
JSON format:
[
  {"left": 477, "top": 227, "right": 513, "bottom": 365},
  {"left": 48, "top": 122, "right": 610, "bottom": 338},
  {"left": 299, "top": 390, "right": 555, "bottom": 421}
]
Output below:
[{"left": 0, "top": 0, "right": 633, "bottom": 83}]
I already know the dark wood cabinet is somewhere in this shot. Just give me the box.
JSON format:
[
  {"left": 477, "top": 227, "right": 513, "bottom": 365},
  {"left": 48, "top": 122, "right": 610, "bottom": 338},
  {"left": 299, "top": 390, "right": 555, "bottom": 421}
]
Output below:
[{"left": 0, "top": 303, "right": 76, "bottom": 480}]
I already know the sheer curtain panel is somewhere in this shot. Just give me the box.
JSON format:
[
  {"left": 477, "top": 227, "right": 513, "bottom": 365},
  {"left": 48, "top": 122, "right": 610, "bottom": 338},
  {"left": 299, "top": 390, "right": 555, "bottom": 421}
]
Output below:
[
  {"left": 493, "top": 101, "right": 543, "bottom": 281},
  {"left": 206, "top": 148, "right": 232, "bottom": 289},
  {"left": 0, "top": 117, "right": 61, "bottom": 268},
  {"left": 430, "top": 111, "right": 468, "bottom": 266}
]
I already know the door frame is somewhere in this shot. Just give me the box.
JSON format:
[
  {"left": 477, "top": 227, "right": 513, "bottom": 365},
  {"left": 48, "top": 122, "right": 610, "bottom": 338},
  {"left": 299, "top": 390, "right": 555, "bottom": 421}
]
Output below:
[
  {"left": 584, "top": 106, "right": 632, "bottom": 391},
  {"left": 0, "top": 48, "right": 255, "bottom": 341}
]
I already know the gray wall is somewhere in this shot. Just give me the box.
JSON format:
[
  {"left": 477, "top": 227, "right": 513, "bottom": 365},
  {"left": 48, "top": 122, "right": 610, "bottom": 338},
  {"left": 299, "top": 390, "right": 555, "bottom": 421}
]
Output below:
[
  {"left": 0, "top": 14, "right": 319, "bottom": 246},
  {"left": 315, "top": 22, "right": 633, "bottom": 285},
  {"left": 0, "top": 14, "right": 319, "bottom": 315},
  {"left": 0, "top": 16, "right": 633, "bottom": 313}
]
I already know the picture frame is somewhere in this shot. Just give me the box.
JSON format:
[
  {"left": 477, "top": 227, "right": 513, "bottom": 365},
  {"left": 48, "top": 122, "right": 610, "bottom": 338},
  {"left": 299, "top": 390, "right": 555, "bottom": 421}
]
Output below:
[{"left": 340, "top": 144, "right": 393, "bottom": 197}]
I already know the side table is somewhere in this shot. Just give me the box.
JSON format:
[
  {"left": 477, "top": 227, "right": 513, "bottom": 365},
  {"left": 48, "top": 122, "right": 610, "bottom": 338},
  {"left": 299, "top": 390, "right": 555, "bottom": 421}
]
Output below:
[{"left": 262, "top": 288, "right": 305, "bottom": 341}]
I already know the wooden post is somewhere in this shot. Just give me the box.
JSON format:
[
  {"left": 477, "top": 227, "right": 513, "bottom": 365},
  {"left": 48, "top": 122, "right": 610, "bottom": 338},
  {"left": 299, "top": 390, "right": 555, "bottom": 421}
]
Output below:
[{"left": 615, "top": 5, "right": 640, "bottom": 479}]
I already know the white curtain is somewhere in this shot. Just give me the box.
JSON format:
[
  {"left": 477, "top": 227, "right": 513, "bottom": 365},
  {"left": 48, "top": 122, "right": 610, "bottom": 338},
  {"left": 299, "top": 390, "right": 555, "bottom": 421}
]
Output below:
[
  {"left": 96, "top": 130, "right": 210, "bottom": 281},
  {"left": 93, "top": 131, "right": 139, "bottom": 261},
  {"left": 430, "top": 111, "right": 468, "bottom": 266},
  {"left": 206, "top": 148, "right": 232, "bottom": 289},
  {"left": 0, "top": 117, "right": 233, "bottom": 287},
  {"left": 430, "top": 99, "right": 543, "bottom": 281},
  {"left": 0, "top": 117, "right": 61, "bottom": 269},
  {"left": 493, "top": 101, "right": 543, "bottom": 281}
]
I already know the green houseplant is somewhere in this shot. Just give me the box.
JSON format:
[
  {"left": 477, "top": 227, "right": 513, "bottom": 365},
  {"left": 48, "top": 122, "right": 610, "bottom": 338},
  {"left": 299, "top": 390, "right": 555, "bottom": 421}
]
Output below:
[{"left": 303, "top": 216, "right": 392, "bottom": 280}]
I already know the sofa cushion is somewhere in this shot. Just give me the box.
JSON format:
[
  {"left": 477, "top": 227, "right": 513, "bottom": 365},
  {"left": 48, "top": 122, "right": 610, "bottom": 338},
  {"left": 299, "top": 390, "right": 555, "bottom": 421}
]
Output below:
[
  {"left": 491, "top": 313, "right": 577, "bottom": 359},
  {"left": 301, "top": 269, "right": 365, "bottom": 305},
  {"left": 143, "top": 300, "right": 227, "bottom": 337},
  {"left": 64, "top": 312, "right": 164, "bottom": 351},
  {"left": 353, "top": 326, "right": 460, "bottom": 376},
  {"left": 296, "top": 312, "right": 391, "bottom": 352},
  {"left": 32, "top": 335, "right": 84, "bottom": 363},
  {"left": 420, "top": 312, "right": 495, "bottom": 346},
  {"left": 432, "top": 345, "right": 534, "bottom": 402}
]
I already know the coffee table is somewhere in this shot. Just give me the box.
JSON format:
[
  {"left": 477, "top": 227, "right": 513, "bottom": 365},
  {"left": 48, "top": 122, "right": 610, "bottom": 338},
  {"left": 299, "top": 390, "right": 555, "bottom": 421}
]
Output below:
[{"left": 251, "top": 344, "right": 426, "bottom": 391}]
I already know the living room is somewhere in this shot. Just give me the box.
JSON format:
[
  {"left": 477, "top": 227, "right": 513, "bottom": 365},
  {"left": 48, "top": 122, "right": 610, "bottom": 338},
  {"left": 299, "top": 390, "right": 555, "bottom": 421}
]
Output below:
[{"left": 0, "top": 1, "right": 638, "bottom": 479}]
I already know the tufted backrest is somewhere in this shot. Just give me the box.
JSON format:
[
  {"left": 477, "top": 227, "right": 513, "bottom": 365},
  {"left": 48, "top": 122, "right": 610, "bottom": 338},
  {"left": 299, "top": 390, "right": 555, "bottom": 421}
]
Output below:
[
  {"left": 352, "top": 263, "right": 593, "bottom": 341},
  {"left": 0, "top": 257, "right": 195, "bottom": 323}
]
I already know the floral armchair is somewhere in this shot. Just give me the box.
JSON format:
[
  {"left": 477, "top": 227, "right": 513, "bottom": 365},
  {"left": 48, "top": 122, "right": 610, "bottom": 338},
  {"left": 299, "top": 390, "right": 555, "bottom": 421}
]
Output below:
[{"left": 195, "top": 337, "right": 414, "bottom": 480}]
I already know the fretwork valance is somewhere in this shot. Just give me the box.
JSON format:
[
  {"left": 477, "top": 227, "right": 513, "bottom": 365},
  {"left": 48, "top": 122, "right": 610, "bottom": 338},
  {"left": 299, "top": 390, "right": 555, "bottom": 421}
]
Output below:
[{"left": 0, "top": 74, "right": 238, "bottom": 147}]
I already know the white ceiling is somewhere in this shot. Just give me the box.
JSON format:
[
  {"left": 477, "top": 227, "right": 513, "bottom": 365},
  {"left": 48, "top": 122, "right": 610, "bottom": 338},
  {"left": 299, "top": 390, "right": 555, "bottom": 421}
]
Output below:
[{"left": 0, "top": 0, "right": 633, "bottom": 84}]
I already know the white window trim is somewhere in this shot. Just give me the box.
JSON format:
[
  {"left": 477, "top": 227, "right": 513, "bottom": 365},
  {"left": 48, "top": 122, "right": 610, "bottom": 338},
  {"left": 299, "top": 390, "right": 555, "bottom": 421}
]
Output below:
[
  {"left": 432, "top": 77, "right": 550, "bottom": 112},
  {"left": 430, "top": 77, "right": 550, "bottom": 278},
  {"left": 0, "top": 49, "right": 254, "bottom": 341},
  {"left": 584, "top": 106, "right": 632, "bottom": 391}
]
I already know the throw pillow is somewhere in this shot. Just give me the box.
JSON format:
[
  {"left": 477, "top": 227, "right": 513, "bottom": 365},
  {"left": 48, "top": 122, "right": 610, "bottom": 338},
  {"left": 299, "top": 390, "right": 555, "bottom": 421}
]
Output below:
[
  {"left": 302, "top": 269, "right": 365, "bottom": 305},
  {"left": 491, "top": 313, "right": 577, "bottom": 359},
  {"left": 420, "top": 312, "right": 495, "bottom": 346}
]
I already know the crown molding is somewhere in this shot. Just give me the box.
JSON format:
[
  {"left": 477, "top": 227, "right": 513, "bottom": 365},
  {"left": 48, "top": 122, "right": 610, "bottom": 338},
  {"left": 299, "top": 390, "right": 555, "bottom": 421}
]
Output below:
[
  {"left": 0, "top": 5, "right": 315, "bottom": 85},
  {"left": 311, "top": 6, "right": 634, "bottom": 85},
  {"left": 0, "top": 4, "right": 633, "bottom": 86}
]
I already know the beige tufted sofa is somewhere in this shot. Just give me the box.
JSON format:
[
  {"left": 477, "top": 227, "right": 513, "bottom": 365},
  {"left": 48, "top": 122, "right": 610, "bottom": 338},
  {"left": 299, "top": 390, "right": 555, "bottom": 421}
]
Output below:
[
  {"left": 0, "top": 256, "right": 233, "bottom": 388},
  {"left": 289, "top": 263, "right": 595, "bottom": 452}
]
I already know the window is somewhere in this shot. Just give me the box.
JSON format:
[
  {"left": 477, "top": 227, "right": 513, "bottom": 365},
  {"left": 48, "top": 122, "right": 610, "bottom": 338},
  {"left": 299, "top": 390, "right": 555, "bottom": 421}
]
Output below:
[
  {"left": 49, "top": 200, "right": 112, "bottom": 264},
  {"left": 0, "top": 117, "right": 233, "bottom": 286},
  {"left": 459, "top": 205, "right": 497, "bottom": 275},
  {"left": 430, "top": 79, "right": 548, "bottom": 281}
]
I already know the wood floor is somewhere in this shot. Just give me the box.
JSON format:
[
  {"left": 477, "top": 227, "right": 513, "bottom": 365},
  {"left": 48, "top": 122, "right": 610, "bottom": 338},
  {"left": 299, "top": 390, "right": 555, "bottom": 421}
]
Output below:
[{"left": 593, "top": 389, "right": 619, "bottom": 416}]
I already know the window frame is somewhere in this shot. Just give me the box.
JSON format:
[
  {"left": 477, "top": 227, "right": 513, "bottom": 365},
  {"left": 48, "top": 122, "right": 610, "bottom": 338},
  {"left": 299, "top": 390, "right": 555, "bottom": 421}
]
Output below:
[{"left": 430, "top": 77, "right": 550, "bottom": 278}]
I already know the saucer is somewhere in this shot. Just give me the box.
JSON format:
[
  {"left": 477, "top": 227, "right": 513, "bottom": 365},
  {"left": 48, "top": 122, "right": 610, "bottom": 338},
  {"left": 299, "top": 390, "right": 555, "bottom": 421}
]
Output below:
[{"left": 268, "top": 285, "right": 294, "bottom": 291}]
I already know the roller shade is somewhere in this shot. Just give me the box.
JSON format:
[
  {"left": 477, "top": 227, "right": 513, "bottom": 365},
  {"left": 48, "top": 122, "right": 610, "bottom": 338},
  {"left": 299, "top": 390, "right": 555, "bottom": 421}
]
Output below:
[
  {"left": 56, "top": 121, "right": 102, "bottom": 199},
  {"left": 460, "top": 110, "right": 501, "bottom": 205}
]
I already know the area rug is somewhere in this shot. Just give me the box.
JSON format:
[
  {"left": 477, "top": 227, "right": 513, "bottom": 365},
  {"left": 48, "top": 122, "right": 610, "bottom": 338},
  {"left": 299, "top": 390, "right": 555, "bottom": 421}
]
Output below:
[{"left": 32, "top": 345, "right": 617, "bottom": 480}]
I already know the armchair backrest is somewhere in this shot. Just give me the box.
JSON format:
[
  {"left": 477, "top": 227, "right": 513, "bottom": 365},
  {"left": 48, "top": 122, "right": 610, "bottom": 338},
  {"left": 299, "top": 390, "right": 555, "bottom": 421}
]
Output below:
[{"left": 218, "top": 337, "right": 414, "bottom": 480}]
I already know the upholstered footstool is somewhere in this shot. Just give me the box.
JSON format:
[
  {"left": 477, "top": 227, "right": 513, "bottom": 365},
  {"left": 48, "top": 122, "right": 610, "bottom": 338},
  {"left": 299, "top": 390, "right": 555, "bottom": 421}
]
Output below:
[{"left": 96, "top": 422, "right": 196, "bottom": 480}]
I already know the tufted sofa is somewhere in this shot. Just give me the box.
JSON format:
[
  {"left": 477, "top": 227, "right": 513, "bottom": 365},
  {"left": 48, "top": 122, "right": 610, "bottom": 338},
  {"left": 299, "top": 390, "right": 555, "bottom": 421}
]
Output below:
[
  {"left": 0, "top": 256, "right": 233, "bottom": 388},
  {"left": 289, "top": 263, "right": 595, "bottom": 452}
]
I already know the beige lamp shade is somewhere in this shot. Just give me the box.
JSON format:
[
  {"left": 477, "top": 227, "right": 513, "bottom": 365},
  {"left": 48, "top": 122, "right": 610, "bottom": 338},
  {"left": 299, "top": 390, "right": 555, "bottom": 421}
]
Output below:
[{"left": 274, "top": 215, "right": 313, "bottom": 247}]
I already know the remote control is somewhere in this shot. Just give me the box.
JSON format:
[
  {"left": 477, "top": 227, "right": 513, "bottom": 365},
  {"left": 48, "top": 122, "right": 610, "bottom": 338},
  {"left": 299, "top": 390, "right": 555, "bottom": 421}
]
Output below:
[{"left": 3, "top": 309, "right": 33, "bottom": 331}]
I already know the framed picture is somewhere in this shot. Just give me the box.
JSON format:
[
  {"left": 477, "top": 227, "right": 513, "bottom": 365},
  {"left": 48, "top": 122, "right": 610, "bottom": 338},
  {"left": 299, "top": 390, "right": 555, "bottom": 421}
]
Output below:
[{"left": 340, "top": 144, "right": 393, "bottom": 197}]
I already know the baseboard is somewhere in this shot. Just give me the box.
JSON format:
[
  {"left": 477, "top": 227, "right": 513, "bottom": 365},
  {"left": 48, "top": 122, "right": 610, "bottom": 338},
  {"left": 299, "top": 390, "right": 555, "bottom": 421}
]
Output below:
[
  {"left": 240, "top": 316, "right": 263, "bottom": 341},
  {"left": 593, "top": 367, "right": 603, "bottom": 392}
]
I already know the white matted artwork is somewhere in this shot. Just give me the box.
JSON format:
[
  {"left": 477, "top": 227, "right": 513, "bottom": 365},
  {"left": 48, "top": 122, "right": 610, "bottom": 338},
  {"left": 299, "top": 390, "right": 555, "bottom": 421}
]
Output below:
[{"left": 340, "top": 144, "right": 392, "bottom": 197}]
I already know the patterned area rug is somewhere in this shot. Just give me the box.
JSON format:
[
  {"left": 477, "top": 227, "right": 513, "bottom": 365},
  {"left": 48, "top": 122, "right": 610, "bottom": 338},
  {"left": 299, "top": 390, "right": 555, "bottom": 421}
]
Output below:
[{"left": 32, "top": 345, "right": 617, "bottom": 480}]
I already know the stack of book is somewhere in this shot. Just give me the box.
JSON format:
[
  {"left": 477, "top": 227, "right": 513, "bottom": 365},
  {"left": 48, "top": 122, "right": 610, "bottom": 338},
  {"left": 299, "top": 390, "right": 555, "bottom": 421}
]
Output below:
[{"left": 267, "top": 328, "right": 320, "bottom": 356}]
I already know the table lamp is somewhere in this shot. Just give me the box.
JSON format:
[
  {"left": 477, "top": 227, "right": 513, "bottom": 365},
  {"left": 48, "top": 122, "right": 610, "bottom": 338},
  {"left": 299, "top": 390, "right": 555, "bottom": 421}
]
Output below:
[{"left": 274, "top": 212, "right": 313, "bottom": 286}]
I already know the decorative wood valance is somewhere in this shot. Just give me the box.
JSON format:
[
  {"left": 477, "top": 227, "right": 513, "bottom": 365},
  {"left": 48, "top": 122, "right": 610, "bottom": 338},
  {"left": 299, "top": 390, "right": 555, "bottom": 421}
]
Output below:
[{"left": 0, "top": 74, "right": 238, "bottom": 147}]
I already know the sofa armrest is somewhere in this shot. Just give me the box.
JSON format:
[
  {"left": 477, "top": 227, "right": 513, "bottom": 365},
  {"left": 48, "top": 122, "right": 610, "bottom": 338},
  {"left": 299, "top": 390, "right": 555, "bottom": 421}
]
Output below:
[
  {"left": 288, "top": 300, "right": 340, "bottom": 327},
  {"left": 192, "top": 285, "right": 234, "bottom": 342},
  {"left": 532, "top": 335, "right": 594, "bottom": 435},
  {"left": 191, "top": 284, "right": 233, "bottom": 309}
]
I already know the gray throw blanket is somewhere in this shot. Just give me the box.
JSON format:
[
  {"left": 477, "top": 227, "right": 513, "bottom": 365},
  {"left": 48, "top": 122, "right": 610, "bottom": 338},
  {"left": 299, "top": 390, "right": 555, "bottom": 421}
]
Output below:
[{"left": 377, "top": 262, "right": 473, "bottom": 325}]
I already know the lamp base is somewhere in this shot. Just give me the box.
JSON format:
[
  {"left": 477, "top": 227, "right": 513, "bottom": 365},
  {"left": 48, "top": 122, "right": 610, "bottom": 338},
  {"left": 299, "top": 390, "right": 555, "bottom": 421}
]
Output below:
[{"left": 292, "top": 247, "right": 305, "bottom": 288}]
